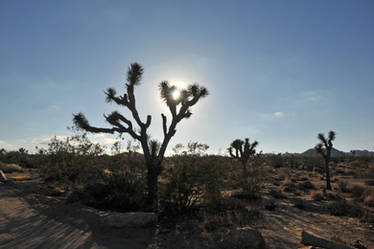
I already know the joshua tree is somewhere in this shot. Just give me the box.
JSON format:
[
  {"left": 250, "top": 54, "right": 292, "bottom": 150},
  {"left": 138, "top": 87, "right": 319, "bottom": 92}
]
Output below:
[
  {"left": 315, "top": 131, "right": 336, "bottom": 190},
  {"left": 228, "top": 138, "right": 258, "bottom": 176},
  {"left": 73, "top": 63, "right": 208, "bottom": 210}
]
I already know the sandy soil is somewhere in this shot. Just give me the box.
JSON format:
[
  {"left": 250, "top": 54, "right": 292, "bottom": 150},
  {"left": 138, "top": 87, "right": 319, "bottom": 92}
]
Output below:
[
  {"left": 0, "top": 172, "right": 157, "bottom": 249},
  {"left": 1, "top": 168, "right": 373, "bottom": 249}
]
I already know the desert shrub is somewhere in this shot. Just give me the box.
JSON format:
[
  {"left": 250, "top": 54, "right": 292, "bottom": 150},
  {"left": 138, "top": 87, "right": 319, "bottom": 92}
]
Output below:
[
  {"left": 0, "top": 148, "right": 34, "bottom": 168},
  {"left": 324, "top": 191, "right": 343, "bottom": 201},
  {"left": 269, "top": 189, "right": 286, "bottom": 199},
  {"left": 160, "top": 156, "right": 224, "bottom": 215},
  {"left": 301, "top": 157, "right": 324, "bottom": 171},
  {"left": 161, "top": 162, "right": 203, "bottom": 214},
  {"left": 351, "top": 185, "right": 365, "bottom": 198},
  {"left": 282, "top": 177, "right": 297, "bottom": 193},
  {"left": 217, "top": 198, "right": 248, "bottom": 212},
  {"left": 277, "top": 168, "right": 290, "bottom": 180},
  {"left": 328, "top": 200, "right": 365, "bottom": 218},
  {"left": 364, "top": 195, "right": 374, "bottom": 207},
  {"left": 268, "top": 154, "right": 284, "bottom": 168},
  {"left": 67, "top": 170, "right": 147, "bottom": 212},
  {"left": 38, "top": 129, "right": 107, "bottom": 185},
  {"left": 312, "top": 191, "right": 324, "bottom": 201},
  {"left": 330, "top": 234, "right": 346, "bottom": 245},
  {"left": 232, "top": 157, "right": 265, "bottom": 201},
  {"left": 338, "top": 180, "right": 351, "bottom": 193},
  {"left": 365, "top": 180, "right": 374, "bottom": 186},
  {"left": 297, "top": 181, "right": 315, "bottom": 191},
  {"left": 294, "top": 198, "right": 305, "bottom": 209},
  {"left": 264, "top": 199, "right": 276, "bottom": 211}
]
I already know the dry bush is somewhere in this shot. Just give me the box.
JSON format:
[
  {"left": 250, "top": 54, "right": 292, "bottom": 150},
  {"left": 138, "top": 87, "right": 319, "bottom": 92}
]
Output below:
[
  {"left": 278, "top": 168, "right": 290, "bottom": 180},
  {"left": 328, "top": 200, "right": 365, "bottom": 218},
  {"left": 267, "top": 154, "right": 284, "bottom": 168},
  {"left": 282, "top": 177, "right": 297, "bottom": 193},
  {"left": 365, "top": 179, "right": 374, "bottom": 186},
  {"left": 364, "top": 195, "right": 374, "bottom": 207},
  {"left": 330, "top": 234, "right": 346, "bottom": 244},
  {"left": 312, "top": 191, "right": 324, "bottom": 201},
  {"left": 160, "top": 155, "right": 227, "bottom": 215},
  {"left": 269, "top": 189, "right": 286, "bottom": 199},
  {"left": 231, "top": 157, "right": 266, "bottom": 201},
  {"left": 264, "top": 199, "right": 276, "bottom": 211},
  {"left": 67, "top": 170, "right": 147, "bottom": 212},
  {"left": 351, "top": 185, "right": 365, "bottom": 198},
  {"left": 297, "top": 181, "right": 315, "bottom": 191},
  {"left": 294, "top": 198, "right": 305, "bottom": 209},
  {"left": 338, "top": 180, "right": 351, "bottom": 193}
]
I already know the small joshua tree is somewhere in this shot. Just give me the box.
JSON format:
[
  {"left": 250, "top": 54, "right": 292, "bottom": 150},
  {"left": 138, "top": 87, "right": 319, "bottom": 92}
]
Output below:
[
  {"left": 315, "top": 131, "right": 336, "bottom": 190},
  {"left": 73, "top": 62, "right": 208, "bottom": 210},
  {"left": 228, "top": 138, "right": 258, "bottom": 177}
]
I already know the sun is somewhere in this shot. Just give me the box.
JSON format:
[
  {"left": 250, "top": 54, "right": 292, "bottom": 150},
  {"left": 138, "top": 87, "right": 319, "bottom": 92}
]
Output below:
[{"left": 172, "top": 89, "right": 180, "bottom": 100}]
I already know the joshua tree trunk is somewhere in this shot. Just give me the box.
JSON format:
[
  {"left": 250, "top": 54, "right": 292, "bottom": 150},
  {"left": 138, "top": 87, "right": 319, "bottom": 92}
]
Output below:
[
  {"left": 325, "top": 158, "right": 331, "bottom": 190},
  {"left": 241, "top": 161, "right": 248, "bottom": 177},
  {"left": 146, "top": 162, "right": 160, "bottom": 210}
]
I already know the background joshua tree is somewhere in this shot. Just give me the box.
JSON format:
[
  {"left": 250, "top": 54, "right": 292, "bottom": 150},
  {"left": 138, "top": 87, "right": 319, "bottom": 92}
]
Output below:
[
  {"left": 315, "top": 131, "right": 336, "bottom": 190},
  {"left": 228, "top": 138, "right": 258, "bottom": 177},
  {"left": 73, "top": 62, "right": 208, "bottom": 210}
]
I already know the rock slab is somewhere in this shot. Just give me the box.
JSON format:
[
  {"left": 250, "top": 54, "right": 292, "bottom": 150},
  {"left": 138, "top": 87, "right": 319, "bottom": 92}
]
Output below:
[{"left": 0, "top": 169, "right": 7, "bottom": 182}]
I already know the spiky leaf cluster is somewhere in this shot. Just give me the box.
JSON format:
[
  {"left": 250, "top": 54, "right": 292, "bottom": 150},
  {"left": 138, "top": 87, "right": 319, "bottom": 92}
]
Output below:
[
  {"left": 159, "top": 81, "right": 208, "bottom": 120},
  {"left": 315, "top": 131, "right": 335, "bottom": 160}
]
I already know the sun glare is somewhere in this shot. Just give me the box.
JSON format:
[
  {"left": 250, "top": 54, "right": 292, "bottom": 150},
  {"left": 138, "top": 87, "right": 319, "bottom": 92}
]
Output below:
[{"left": 172, "top": 89, "right": 180, "bottom": 100}]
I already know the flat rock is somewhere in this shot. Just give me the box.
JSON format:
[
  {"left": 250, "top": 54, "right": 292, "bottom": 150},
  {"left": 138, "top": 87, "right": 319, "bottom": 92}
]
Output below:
[
  {"left": 0, "top": 162, "right": 23, "bottom": 173},
  {"left": 0, "top": 169, "right": 7, "bottom": 182},
  {"left": 104, "top": 211, "right": 157, "bottom": 228}
]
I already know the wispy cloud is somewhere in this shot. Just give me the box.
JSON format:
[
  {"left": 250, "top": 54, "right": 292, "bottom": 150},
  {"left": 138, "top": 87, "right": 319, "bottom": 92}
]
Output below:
[
  {"left": 0, "top": 140, "right": 15, "bottom": 150},
  {"left": 273, "top": 111, "right": 284, "bottom": 117},
  {"left": 301, "top": 91, "right": 324, "bottom": 102},
  {"left": 46, "top": 104, "right": 60, "bottom": 112},
  {"left": 260, "top": 111, "right": 285, "bottom": 119},
  {"left": 31, "top": 136, "right": 68, "bottom": 145}
]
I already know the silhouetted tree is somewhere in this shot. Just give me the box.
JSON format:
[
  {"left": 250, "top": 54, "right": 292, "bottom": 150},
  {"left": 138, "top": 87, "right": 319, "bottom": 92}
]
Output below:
[
  {"left": 228, "top": 138, "right": 258, "bottom": 176},
  {"left": 172, "top": 143, "right": 184, "bottom": 155},
  {"left": 73, "top": 63, "right": 208, "bottom": 210},
  {"left": 315, "top": 131, "right": 335, "bottom": 190},
  {"left": 187, "top": 141, "right": 209, "bottom": 156}
]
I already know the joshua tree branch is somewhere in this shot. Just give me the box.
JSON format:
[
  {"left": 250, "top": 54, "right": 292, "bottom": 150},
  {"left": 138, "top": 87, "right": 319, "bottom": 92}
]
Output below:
[{"left": 161, "top": 114, "right": 167, "bottom": 136}]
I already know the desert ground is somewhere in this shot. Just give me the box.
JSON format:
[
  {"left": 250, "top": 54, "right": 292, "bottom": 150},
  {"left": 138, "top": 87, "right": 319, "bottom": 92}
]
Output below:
[{"left": 1, "top": 159, "right": 373, "bottom": 249}]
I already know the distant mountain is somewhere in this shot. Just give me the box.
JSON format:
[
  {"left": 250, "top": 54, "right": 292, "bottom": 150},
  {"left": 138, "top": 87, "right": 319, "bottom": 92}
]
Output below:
[
  {"left": 298, "top": 148, "right": 374, "bottom": 157},
  {"left": 300, "top": 148, "right": 347, "bottom": 157},
  {"left": 349, "top": 150, "right": 374, "bottom": 157}
]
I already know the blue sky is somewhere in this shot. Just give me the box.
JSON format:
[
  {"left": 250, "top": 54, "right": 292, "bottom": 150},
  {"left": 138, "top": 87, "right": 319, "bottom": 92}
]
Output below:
[{"left": 1, "top": 0, "right": 373, "bottom": 154}]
